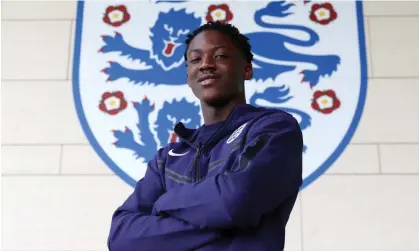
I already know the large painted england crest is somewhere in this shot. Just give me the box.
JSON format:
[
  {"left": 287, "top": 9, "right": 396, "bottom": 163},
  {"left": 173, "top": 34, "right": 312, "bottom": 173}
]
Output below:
[{"left": 73, "top": 0, "right": 368, "bottom": 189}]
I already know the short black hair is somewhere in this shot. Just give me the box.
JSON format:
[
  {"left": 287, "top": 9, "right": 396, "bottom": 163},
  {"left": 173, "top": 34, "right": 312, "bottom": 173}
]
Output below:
[{"left": 184, "top": 21, "right": 254, "bottom": 64}]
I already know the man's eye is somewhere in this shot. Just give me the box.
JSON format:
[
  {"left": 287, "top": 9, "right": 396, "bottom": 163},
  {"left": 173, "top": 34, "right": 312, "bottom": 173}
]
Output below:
[
  {"left": 189, "top": 57, "right": 201, "bottom": 63},
  {"left": 215, "top": 54, "right": 228, "bottom": 59}
]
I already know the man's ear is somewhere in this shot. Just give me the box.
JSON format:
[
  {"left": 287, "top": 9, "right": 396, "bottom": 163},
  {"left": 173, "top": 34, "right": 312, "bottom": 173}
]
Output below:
[{"left": 244, "top": 63, "right": 253, "bottom": 80}]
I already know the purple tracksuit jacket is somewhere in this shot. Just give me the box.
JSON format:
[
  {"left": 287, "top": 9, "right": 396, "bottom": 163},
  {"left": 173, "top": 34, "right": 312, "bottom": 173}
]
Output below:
[{"left": 107, "top": 104, "right": 303, "bottom": 251}]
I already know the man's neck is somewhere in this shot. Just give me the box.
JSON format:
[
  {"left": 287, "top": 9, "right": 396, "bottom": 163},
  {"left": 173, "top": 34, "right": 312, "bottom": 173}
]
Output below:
[{"left": 201, "top": 97, "right": 246, "bottom": 125}]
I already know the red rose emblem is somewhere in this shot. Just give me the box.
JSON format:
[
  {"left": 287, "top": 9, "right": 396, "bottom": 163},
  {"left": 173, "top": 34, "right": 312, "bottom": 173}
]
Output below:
[
  {"left": 206, "top": 4, "right": 233, "bottom": 23},
  {"left": 99, "top": 91, "right": 128, "bottom": 115},
  {"left": 311, "top": 90, "right": 341, "bottom": 114},
  {"left": 103, "top": 5, "right": 131, "bottom": 27},
  {"left": 309, "top": 3, "right": 337, "bottom": 25}
]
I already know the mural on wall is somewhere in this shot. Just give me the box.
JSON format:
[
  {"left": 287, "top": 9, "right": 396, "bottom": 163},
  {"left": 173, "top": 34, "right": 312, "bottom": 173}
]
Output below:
[{"left": 72, "top": 0, "right": 368, "bottom": 189}]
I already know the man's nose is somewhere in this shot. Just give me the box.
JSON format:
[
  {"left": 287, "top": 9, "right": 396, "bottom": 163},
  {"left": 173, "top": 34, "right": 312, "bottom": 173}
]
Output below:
[{"left": 199, "top": 55, "right": 216, "bottom": 71}]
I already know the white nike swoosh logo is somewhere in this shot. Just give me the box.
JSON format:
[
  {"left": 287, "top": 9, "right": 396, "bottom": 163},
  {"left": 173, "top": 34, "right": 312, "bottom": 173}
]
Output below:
[{"left": 168, "top": 149, "right": 189, "bottom": 157}]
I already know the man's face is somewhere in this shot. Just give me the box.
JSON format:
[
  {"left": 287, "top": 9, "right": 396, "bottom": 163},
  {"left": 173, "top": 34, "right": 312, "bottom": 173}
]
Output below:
[{"left": 186, "top": 30, "right": 252, "bottom": 107}]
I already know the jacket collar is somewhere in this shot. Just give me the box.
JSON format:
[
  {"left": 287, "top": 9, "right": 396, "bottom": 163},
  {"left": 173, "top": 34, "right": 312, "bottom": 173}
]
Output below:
[{"left": 174, "top": 104, "right": 263, "bottom": 149}]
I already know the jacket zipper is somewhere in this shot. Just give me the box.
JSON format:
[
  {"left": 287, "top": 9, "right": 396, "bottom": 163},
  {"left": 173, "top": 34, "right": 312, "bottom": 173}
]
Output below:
[
  {"left": 174, "top": 117, "right": 229, "bottom": 182},
  {"left": 173, "top": 132, "right": 202, "bottom": 182},
  {"left": 192, "top": 147, "right": 202, "bottom": 182}
]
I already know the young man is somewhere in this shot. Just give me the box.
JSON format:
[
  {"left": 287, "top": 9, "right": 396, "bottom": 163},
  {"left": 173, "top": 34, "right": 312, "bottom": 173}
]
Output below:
[{"left": 107, "top": 21, "right": 303, "bottom": 251}]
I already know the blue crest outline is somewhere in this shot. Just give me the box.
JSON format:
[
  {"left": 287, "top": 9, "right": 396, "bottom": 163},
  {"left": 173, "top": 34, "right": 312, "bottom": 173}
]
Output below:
[{"left": 72, "top": 0, "right": 368, "bottom": 189}]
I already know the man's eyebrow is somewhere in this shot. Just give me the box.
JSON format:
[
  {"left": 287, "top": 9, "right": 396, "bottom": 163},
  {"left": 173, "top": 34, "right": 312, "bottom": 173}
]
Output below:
[
  {"left": 187, "top": 48, "right": 200, "bottom": 56},
  {"left": 187, "top": 45, "right": 229, "bottom": 56}
]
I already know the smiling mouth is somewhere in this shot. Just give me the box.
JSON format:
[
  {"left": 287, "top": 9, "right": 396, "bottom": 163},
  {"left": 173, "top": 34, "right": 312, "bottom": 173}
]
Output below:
[
  {"left": 200, "top": 77, "right": 220, "bottom": 87},
  {"left": 198, "top": 75, "right": 220, "bottom": 83}
]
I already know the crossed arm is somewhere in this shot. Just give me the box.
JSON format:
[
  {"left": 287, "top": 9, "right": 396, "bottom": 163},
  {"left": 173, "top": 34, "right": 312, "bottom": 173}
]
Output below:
[
  {"left": 153, "top": 113, "right": 303, "bottom": 229},
  {"left": 107, "top": 113, "right": 303, "bottom": 250},
  {"left": 107, "top": 151, "right": 221, "bottom": 251}
]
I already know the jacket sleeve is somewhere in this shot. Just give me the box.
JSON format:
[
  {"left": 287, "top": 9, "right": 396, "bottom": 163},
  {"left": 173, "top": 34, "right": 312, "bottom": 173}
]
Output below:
[
  {"left": 153, "top": 113, "right": 303, "bottom": 229},
  {"left": 107, "top": 149, "right": 221, "bottom": 251}
]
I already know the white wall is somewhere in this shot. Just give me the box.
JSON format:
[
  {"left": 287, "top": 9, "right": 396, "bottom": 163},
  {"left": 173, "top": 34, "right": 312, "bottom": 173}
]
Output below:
[{"left": 2, "top": 1, "right": 419, "bottom": 251}]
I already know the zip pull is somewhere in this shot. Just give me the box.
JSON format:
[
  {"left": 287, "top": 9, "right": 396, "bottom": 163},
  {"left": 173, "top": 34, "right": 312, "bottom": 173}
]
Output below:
[
  {"left": 189, "top": 147, "right": 202, "bottom": 182},
  {"left": 190, "top": 147, "right": 202, "bottom": 172}
]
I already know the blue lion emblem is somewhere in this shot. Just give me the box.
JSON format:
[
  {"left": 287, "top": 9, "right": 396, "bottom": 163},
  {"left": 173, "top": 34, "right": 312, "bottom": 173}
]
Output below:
[
  {"left": 99, "top": 1, "right": 343, "bottom": 159},
  {"left": 112, "top": 98, "right": 201, "bottom": 162},
  {"left": 73, "top": 0, "right": 368, "bottom": 190},
  {"left": 100, "top": 1, "right": 340, "bottom": 88},
  {"left": 248, "top": 1, "right": 340, "bottom": 85},
  {"left": 100, "top": 8, "right": 201, "bottom": 85}
]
